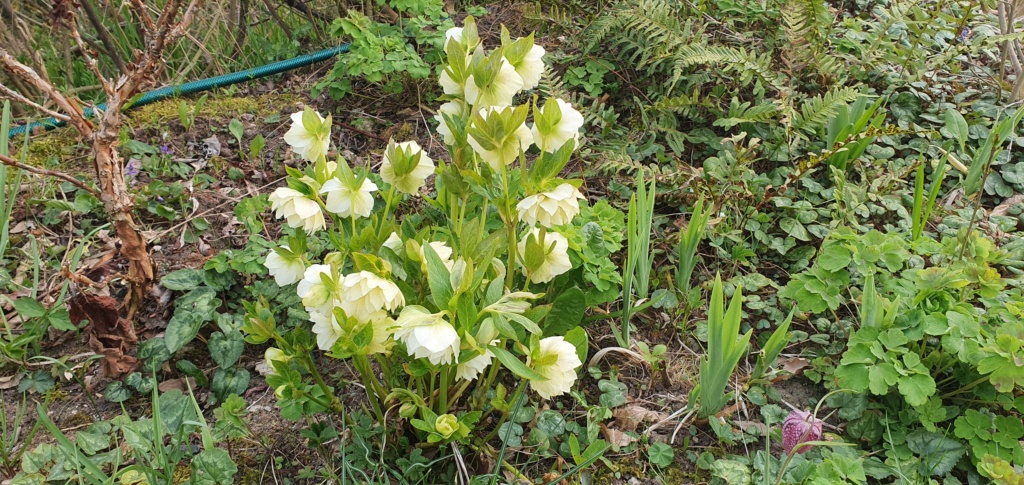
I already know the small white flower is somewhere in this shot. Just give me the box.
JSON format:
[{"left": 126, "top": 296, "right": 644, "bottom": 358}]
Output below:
[
  {"left": 507, "top": 43, "right": 545, "bottom": 90},
  {"left": 465, "top": 58, "right": 524, "bottom": 109},
  {"left": 381, "top": 140, "right": 435, "bottom": 195},
  {"left": 264, "top": 247, "right": 306, "bottom": 286},
  {"left": 434, "top": 100, "right": 466, "bottom": 145},
  {"left": 517, "top": 229, "right": 572, "bottom": 284},
  {"left": 517, "top": 184, "right": 585, "bottom": 228},
  {"left": 467, "top": 107, "right": 534, "bottom": 170},
  {"left": 296, "top": 264, "right": 339, "bottom": 316},
  {"left": 383, "top": 232, "right": 404, "bottom": 253},
  {"left": 528, "top": 336, "right": 582, "bottom": 399},
  {"left": 284, "top": 110, "right": 330, "bottom": 163},
  {"left": 444, "top": 27, "right": 463, "bottom": 50},
  {"left": 440, "top": 68, "right": 464, "bottom": 97},
  {"left": 310, "top": 309, "right": 344, "bottom": 351},
  {"left": 268, "top": 187, "right": 325, "bottom": 234},
  {"left": 321, "top": 177, "right": 377, "bottom": 219},
  {"left": 456, "top": 347, "right": 494, "bottom": 381},
  {"left": 531, "top": 98, "right": 584, "bottom": 153},
  {"left": 339, "top": 271, "right": 405, "bottom": 322},
  {"left": 394, "top": 306, "right": 460, "bottom": 365}
]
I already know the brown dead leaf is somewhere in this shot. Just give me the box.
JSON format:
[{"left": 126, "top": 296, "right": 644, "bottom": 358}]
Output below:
[
  {"left": 601, "top": 423, "right": 637, "bottom": 449},
  {"left": 778, "top": 357, "right": 811, "bottom": 376},
  {"left": 613, "top": 404, "right": 670, "bottom": 433},
  {"left": 0, "top": 373, "right": 22, "bottom": 390},
  {"left": 70, "top": 292, "right": 138, "bottom": 378},
  {"left": 735, "top": 420, "right": 769, "bottom": 435},
  {"left": 158, "top": 377, "right": 197, "bottom": 394},
  {"left": 991, "top": 194, "right": 1024, "bottom": 218}
]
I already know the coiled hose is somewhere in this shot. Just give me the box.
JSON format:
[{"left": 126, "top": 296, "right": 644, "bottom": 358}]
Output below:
[{"left": 7, "top": 44, "right": 350, "bottom": 138}]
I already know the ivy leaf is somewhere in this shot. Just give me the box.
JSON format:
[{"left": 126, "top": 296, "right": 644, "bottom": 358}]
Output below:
[
  {"left": 906, "top": 429, "right": 965, "bottom": 477},
  {"left": 211, "top": 368, "right": 250, "bottom": 407},
  {"left": 897, "top": 373, "right": 936, "bottom": 406}
]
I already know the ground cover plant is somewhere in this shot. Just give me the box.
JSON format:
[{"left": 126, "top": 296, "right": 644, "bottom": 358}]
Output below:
[{"left": 2, "top": 0, "right": 1024, "bottom": 483}]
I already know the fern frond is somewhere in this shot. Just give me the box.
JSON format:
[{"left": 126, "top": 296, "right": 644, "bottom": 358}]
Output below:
[
  {"left": 790, "top": 86, "right": 861, "bottom": 134},
  {"left": 713, "top": 98, "right": 780, "bottom": 129}
]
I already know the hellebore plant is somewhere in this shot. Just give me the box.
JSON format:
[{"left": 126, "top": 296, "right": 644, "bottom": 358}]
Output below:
[{"left": 246, "top": 17, "right": 598, "bottom": 448}]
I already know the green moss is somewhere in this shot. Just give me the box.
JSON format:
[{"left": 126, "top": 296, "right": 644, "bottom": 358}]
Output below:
[
  {"left": 61, "top": 411, "right": 94, "bottom": 429},
  {"left": 127, "top": 93, "right": 302, "bottom": 126},
  {"left": 20, "top": 127, "right": 83, "bottom": 168},
  {"left": 592, "top": 455, "right": 698, "bottom": 484}
]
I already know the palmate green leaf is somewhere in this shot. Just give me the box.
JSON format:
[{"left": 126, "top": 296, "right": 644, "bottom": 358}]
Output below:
[
  {"left": 897, "top": 373, "right": 936, "bottom": 406},
  {"left": 191, "top": 448, "right": 238, "bottom": 485}
]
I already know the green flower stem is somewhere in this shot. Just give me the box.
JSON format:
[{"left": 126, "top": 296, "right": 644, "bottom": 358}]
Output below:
[
  {"left": 353, "top": 354, "right": 386, "bottom": 424},
  {"left": 448, "top": 379, "right": 473, "bottom": 407},
  {"left": 377, "top": 184, "right": 398, "bottom": 237},
  {"left": 428, "top": 370, "right": 437, "bottom": 409},
  {"left": 939, "top": 375, "right": 991, "bottom": 399},
  {"left": 500, "top": 165, "right": 518, "bottom": 289},
  {"left": 302, "top": 354, "right": 343, "bottom": 415},
  {"left": 439, "top": 367, "right": 450, "bottom": 414},
  {"left": 472, "top": 350, "right": 505, "bottom": 409}
]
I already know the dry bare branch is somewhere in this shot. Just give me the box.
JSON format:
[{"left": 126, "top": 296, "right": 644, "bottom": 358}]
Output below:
[
  {"left": 0, "top": 153, "right": 100, "bottom": 196},
  {"left": 0, "top": 83, "right": 71, "bottom": 121},
  {"left": 0, "top": 48, "right": 93, "bottom": 135}
]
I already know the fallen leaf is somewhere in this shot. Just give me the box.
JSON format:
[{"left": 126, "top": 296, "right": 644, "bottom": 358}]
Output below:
[
  {"left": 158, "top": 377, "right": 197, "bottom": 394},
  {"left": 70, "top": 292, "right": 138, "bottom": 378},
  {"left": 735, "top": 420, "right": 769, "bottom": 435},
  {"left": 601, "top": 424, "right": 637, "bottom": 449},
  {"left": 778, "top": 357, "right": 811, "bottom": 376},
  {"left": 991, "top": 194, "right": 1024, "bottom": 218},
  {"left": 614, "top": 404, "right": 670, "bottom": 433},
  {"left": 0, "top": 373, "right": 22, "bottom": 390}
]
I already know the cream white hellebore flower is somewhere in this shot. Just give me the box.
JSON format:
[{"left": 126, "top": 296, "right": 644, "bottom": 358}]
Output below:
[
  {"left": 419, "top": 241, "right": 455, "bottom": 271},
  {"left": 434, "top": 100, "right": 466, "bottom": 145},
  {"left": 456, "top": 347, "right": 494, "bottom": 381},
  {"left": 296, "top": 264, "right": 340, "bottom": 316},
  {"left": 527, "top": 336, "right": 582, "bottom": 399},
  {"left": 531, "top": 98, "right": 584, "bottom": 153},
  {"left": 339, "top": 271, "right": 405, "bottom": 322},
  {"left": 518, "top": 229, "right": 572, "bottom": 284},
  {"left": 284, "top": 109, "right": 331, "bottom": 163},
  {"left": 517, "top": 184, "right": 585, "bottom": 228},
  {"left": 269, "top": 187, "right": 325, "bottom": 234},
  {"left": 467, "top": 106, "right": 534, "bottom": 170},
  {"left": 506, "top": 43, "right": 545, "bottom": 90},
  {"left": 465, "top": 57, "right": 524, "bottom": 109},
  {"left": 264, "top": 347, "right": 290, "bottom": 370},
  {"left": 310, "top": 310, "right": 344, "bottom": 351},
  {"left": 381, "top": 140, "right": 435, "bottom": 195},
  {"left": 444, "top": 27, "right": 463, "bottom": 50},
  {"left": 383, "top": 232, "right": 404, "bottom": 253},
  {"left": 321, "top": 177, "right": 377, "bottom": 219},
  {"left": 394, "top": 306, "right": 460, "bottom": 365},
  {"left": 264, "top": 247, "right": 306, "bottom": 286}
]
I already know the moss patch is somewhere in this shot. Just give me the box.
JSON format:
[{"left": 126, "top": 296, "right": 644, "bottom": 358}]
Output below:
[
  {"left": 19, "top": 127, "right": 84, "bottom": 168},
  {"left": 127, "top": 93, "right": 302, "bottom": 126}
]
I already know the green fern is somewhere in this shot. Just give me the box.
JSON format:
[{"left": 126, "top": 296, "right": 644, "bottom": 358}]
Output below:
[
  {"left": 714, "top": 98, "right": 780, "bottom": 129},
  {"left": 789, "top": 86, "right": 862, "bottom": 135}
]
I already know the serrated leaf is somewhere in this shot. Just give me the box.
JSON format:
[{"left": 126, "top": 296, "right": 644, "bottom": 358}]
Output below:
[
  {"left": 13, "top": 298, "right": 46, "bottom": 319},
  {"left": 897, "top": 373, "right": 936, "bottom": 406},
  {"left": 906, "top": 429, "right": 965, "bottom": 477}
]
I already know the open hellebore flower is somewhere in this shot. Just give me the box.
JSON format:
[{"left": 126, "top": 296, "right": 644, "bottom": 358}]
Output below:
[
  {"left": 502, "top": 31, "right": 545, "bottom": 90},
  {"left": 311, "top": 309, "right": 392, "bottom": 354},
  {"left": 782, "top": 410, "right": 823, "bottom": 455},
  {"left": 531, "top": 98, "right": 584, "bottom": 153},
  {"left": 339, "top": 271, "right": 405, "bottom": 322},
  {"left": 518, "top": 229, "right": 572, "bottom": 284},
  {"left": 383, "top": 232, "right": 404, "bottom": 253},
  {"left": 381, "top": 140, "right": 435, "bottom": 195},
  {"left": 296, "top": 264, "right": 341, "bottom": 316},
  {"left": 419, "top": 240, "right": 456, "bottom": 271},
  {"left": 467, "top": 106, "right": 534, "bottom": 170},
  {"left": 310, "top": 309, "right": 344, "bottom": 351},
  {"left": 394, "top": 306, "right": 460, "bottom": 365},
  {"left": 264, "top": 247, "right": 306, "bottom": 286},
  {"left": 321, "top": 176, "right": 377, "bottom": 219},
  {"left": 435, "top": 100, "right": 466, "bottom": 146},
  {"left": 284, "top": 109, "right": 331, "bottom": 163},
  {"left": 517, "top": 183, "right": 585, "bottom": 228},
  {"left": 528, "top": 336, "right": 582, "bottom": 399},
  {"left": 269, "top": 187, "right": 325, "bottom": 234},
  {"left": 456, "top": 347, "right": 495, "bottom": 381},
  {"left": 465, "top": 55, "right": 524, "bottom": 109}
]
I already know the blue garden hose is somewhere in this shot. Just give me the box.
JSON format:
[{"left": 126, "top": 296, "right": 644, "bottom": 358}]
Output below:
[{"left": 6, "top": 44, "right": 350, "bottom": 138}]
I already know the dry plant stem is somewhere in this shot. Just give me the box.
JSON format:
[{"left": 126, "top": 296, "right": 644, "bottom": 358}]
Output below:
[
  {"left": 0, "top": 84, "right": 70, "bottom": 122},
  {"left": 80, "top": 0, "right": 126, "bottom": 71},
  {"left": 0, "top": 153, "right": 99, "bottom": 196}
]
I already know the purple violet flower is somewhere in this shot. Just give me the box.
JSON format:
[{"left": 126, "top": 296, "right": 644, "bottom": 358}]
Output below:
[
  {"left": 125, "top": 158, "right": 141, "bottom": 178},
  {"left": 159, "top": 145, "right": 173, "bottom": 156},
  {"left": 782, "top": 410, "right": 822, "bottom": 455}
]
